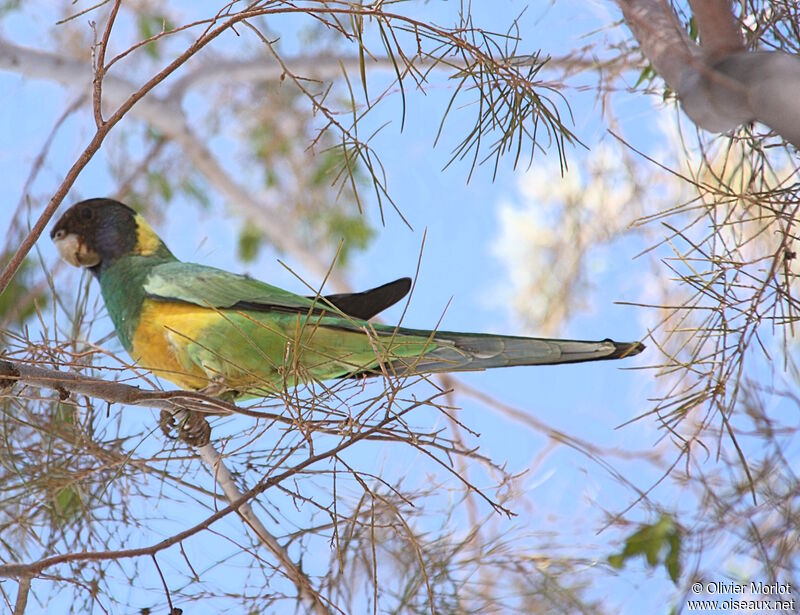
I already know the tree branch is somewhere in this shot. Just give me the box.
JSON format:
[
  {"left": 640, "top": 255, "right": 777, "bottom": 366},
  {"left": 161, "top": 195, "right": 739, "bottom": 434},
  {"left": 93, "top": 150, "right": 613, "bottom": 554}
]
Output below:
[
  {"left": 0, "top": 358, "right": 238, "bottom": 416},
  {"left": 12, "top": 575, "right": 31, "bottom": 615},
  {"left": 688, "top": 0, "right": 744, "bottom": 61},
  {"left": 197, "top": 442, "right": 332, "bottom": 615},
  {"left": 0, "top": 398, "right": 421, "bottom": 580},
  {"left": 617, "top": 0, "right": 800, "bottom": 146},
  {"left": 0, "top": 3, "right": 302, "bottom": 297},
  {"left": 0, "top": 37, "right": 345, "bottom": 289}
]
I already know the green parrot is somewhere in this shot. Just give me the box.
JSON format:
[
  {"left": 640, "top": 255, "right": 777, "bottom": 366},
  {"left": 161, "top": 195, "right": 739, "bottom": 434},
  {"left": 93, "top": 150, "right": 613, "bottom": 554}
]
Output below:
[{"left": 51, "top": 198, "right": 644, "bottom": 401}]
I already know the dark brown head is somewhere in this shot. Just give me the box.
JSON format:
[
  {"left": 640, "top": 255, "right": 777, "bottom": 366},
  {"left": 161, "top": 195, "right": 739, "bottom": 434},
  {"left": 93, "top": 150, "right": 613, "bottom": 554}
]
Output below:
[{"left": 51, "top": 198, "right": 171, "bottom": 274}]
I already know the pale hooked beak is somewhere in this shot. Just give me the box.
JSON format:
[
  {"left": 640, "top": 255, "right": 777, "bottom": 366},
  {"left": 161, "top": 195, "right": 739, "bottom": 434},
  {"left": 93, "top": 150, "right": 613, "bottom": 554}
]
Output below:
[{"left": 52, "top": 230, "right": 101, "bottom": 268}]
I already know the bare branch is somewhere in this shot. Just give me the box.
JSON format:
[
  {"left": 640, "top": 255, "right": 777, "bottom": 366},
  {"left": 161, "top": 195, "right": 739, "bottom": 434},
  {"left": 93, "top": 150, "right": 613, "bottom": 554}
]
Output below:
[
  {"left": 617, "top": 0, "right": 800, "bottom": 146},
  {"left": 0, "top": 358, "right": 239, "bottom": 416},
  {"left": 0, "top": 397, "right": 422, "bottom": 580},
  {"left": 197, "top": 442, "right": 332, "bottom": 615},
  {"left": 689, "top": 0, "right": 745, "bottom": 60},
  {"left": 0, "top": 3, "right": 259, "bottom": 295},
  {"left": 12, "top": 575, "right": 31, "bottom": 615},
  {"left": 91, "top": 0, "right": 122, "bottom": 128}
]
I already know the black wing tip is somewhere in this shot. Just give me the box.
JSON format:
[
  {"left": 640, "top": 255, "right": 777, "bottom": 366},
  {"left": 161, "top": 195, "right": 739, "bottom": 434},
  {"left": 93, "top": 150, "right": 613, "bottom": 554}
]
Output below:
[
  {"left": 605, "top": 339, "right": 646, "bottom": 360},
  {"left": 311, "top": 276, "right": 414, "bottom": 321},
  {"left": 380, "top": 276, "right": 412, "bottom": 298}
]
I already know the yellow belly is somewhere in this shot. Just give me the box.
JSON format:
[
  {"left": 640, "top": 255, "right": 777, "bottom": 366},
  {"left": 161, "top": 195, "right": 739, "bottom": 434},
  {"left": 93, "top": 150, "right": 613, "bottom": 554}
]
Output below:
[{"left": 130, "top": 299, "right": 220, "bottom": 390}]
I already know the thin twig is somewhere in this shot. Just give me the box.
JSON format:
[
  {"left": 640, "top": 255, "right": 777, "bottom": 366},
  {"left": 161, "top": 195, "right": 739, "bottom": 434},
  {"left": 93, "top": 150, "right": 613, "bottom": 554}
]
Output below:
[
  {"left": 92, "top": 0, "right": 122, "bottom": 127},
  {"left": 197, "top": 442, "right": 332, "bottom": 615},
  {"left": 0, "top": 398, "right": 424, "bottom": 579}
]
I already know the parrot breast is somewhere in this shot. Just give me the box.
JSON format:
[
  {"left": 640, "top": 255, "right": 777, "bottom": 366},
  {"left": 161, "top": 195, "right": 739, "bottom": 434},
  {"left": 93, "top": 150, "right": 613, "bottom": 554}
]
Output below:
[{"left": 130, "top": 299, "right": 222, "bottom": 390}]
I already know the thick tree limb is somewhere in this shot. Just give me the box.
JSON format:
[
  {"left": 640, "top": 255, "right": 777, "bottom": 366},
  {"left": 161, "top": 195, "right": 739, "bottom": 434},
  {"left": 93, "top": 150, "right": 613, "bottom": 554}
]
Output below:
[
  {"left": 689, "top": 0, "right": 744, "bottom": 61},
  {"left": 617, "top": 0, "right": 800, "bottom": 147}
]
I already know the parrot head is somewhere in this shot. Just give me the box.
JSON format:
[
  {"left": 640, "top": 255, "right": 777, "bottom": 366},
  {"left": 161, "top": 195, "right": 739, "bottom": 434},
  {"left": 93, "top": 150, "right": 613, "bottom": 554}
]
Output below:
[{"left": 51, "top": 198, "right": 170, "bottom": 273}]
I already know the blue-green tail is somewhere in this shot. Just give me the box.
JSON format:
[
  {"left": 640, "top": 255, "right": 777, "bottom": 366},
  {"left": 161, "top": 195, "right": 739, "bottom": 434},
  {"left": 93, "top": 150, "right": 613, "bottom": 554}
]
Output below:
[{"left": 387, "top": 329, "right": 644, "bottom": 375}]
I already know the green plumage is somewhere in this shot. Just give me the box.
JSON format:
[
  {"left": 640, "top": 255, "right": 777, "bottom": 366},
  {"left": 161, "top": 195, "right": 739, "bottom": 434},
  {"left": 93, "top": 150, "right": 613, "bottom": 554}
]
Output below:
[{"left": 100, "top": 253, "right": 171, "bottom": 350}]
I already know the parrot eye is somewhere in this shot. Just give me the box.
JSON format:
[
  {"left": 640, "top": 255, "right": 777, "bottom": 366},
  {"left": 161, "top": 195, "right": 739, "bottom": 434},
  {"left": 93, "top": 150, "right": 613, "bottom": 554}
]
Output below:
[
  {"left": 53, "top": 229, "right": 66, "bottom": 240},
  {"left": 80, "top": 207, "right": 93, "bottom": 220}
]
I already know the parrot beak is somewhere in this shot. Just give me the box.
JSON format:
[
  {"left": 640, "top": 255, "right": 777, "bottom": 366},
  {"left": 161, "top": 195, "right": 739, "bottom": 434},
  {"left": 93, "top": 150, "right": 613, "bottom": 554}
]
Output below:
[{"left": 52, "top": 229, "right": 101, "bottom": 268}]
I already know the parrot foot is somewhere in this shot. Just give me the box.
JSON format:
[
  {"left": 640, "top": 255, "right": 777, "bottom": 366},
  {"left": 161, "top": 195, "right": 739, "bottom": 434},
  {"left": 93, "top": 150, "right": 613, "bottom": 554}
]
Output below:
[{"left": 159, "top": 409, "right": 211, "bottom": 447}]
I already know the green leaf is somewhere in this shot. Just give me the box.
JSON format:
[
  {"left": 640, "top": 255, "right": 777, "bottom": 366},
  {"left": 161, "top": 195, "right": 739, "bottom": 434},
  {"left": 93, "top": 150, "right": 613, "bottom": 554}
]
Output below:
[
  {"left": 608, "top": 514, "right": 682, "bottom": 584},
  {"left": 147, "top": 171, "right": 174, "bottom": 202},
  {"left": 0, "top": 0, "right": 21, "bottom": 16},
  {"left": 180, "top": 178, "right": 211, "bottom": 210},
  {"left": 238, "top": 226, "right": 263, "bottom": 263},
  {"left": 137, "top": 14, "right": 173, "bottom": 59},
  {"left": 54, "top": 402, "right": 75, "bottom": 427},
  {"left": 688, "top": 17, "right": 698, "bottom": 42},
  {"left": 311, "top": 149, "right": 347, "bottom": 188},
  {"left": 54, "top": 486, "right": 82, "bottom": 521},
  {"left": 324, "top": 211, "right": 374, "bottom": 265},
  {"left": 634, "top": 64, "right": 656, "bottom": 89}
]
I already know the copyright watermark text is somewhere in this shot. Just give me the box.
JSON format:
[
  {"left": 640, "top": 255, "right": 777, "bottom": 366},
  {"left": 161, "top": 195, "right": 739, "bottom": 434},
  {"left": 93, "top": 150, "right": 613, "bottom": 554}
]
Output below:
[{"left": 687, "top": 580, "right": 795, "bottom": 612}]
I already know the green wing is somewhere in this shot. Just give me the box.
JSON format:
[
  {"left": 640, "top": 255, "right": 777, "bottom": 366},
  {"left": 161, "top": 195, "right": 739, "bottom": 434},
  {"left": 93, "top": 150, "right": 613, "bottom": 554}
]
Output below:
[
  {"left": 144, "top": 262, "right": 411, "bottom": 319},
  {"left": 143, "top": 262, "right": 319, "bottom": 312}
]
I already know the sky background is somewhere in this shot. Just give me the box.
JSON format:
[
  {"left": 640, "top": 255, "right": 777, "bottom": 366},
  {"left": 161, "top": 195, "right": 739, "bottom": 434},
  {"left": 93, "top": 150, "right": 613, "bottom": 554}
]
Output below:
[{"left": 0, "top": 1, "right": 764, "bottom": 613}]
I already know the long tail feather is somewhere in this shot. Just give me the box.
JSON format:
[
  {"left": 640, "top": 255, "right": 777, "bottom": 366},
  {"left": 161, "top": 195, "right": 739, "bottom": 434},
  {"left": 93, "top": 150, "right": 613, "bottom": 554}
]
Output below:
[{"left": 387, "top": 329, "right": 644, "bottom": 375}]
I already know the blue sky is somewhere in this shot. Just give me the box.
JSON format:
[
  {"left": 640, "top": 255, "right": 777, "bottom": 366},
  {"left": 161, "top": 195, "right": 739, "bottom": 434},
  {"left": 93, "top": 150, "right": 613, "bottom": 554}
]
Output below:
[{"left": 0, "top": 1, "right": 736, "bottom": 613}]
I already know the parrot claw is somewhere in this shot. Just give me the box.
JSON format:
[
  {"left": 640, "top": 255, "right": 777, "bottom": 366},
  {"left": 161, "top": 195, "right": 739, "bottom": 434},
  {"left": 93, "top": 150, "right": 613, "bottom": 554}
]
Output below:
[{"left": 160, "top": 409, "right": 211, "bottom": 447}]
